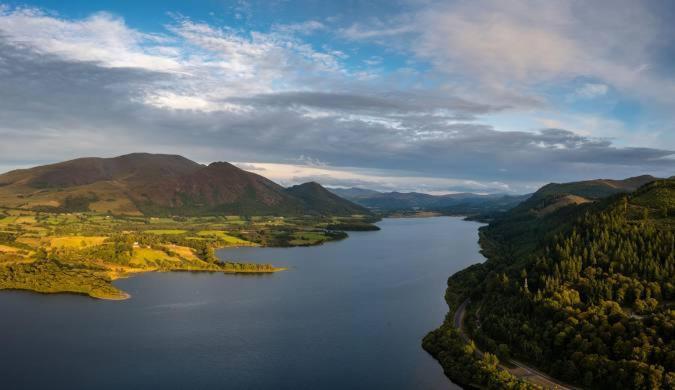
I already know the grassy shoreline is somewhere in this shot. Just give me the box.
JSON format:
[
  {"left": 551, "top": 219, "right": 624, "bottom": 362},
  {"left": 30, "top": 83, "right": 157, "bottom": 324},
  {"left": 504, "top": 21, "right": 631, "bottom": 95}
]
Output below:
[{"left": 0, "top": 210, "right": 375, "bottom": 300}]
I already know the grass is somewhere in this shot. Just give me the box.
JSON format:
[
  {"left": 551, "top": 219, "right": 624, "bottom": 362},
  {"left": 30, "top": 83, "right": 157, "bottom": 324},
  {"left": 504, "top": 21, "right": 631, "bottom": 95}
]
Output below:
[
  {"left": 289, "top": 231, "right": 330, "bottom": 246},
  {"left": 15, "top": 216, "right": 37, "bottom": 224},
  {"left": 196, "top": 230, "right": 255, "bottom": 246},
  {"left": 130, "top": 247, "right": 182, "bottom": 268},
  {"left": 0, "top": 209, "right": 377, "bottom": 300},
  {"left": 144, "top": 229, "right": 188, "bottom": 235},
  {"left": 49, "top": 236, "right": 107, "bottom": 248},
  {"left": 0, "top": 216, "right": 17, "bottom": 225},
  {"left": 0, "top": 244, "right": 19, "bottom": 253},
  {"left": 167, "top": 245, "right": 200, "bottom": 261}
]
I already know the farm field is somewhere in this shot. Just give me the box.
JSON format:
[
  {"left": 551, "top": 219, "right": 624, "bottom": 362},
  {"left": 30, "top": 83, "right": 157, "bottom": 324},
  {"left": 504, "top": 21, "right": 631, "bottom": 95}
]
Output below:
[{"left": 0, "top": 209, "right": 377, "bottom": 299}]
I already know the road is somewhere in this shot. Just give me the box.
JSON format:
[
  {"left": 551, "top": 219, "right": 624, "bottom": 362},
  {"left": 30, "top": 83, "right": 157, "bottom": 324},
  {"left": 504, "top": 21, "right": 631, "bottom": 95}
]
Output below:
[{"left": 454, "top": 299, "right": 576, "bottom": 390}]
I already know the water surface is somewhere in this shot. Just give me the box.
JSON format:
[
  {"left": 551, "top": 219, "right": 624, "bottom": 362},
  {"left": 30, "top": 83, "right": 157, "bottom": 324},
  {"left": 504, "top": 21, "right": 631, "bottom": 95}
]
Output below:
[{"left": 0, "top": 217, "right": 484, "bottom": 389}]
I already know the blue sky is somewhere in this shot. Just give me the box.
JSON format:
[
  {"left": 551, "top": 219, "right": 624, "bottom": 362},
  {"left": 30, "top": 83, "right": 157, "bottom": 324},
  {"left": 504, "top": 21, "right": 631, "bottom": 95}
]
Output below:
[{"left": 0, "top": 0, "right": 673, "bottom": 193}]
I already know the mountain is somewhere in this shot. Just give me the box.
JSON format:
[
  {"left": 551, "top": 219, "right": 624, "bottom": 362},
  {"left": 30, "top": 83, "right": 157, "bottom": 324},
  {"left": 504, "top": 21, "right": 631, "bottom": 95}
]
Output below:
[
  {"left": 330, "top": 187, "right": 529, "bottom": 218},
  {"left": 335, "top": 176, "right": 656, "bottom": 216},
  {"left": 286, "top": 182, "right": 370, "bottom": 216},
  {"left": 424, "top": 175, "right": 674, "bottom": 389},
  {"left": 507, "top": 175, "right": 657, "bottom": 218},
  {"left": 0, "top": 153, "right": 368, "bottom": 216},
  {"left": 330, "top": 187, "right": 382, "bottom": 199}
]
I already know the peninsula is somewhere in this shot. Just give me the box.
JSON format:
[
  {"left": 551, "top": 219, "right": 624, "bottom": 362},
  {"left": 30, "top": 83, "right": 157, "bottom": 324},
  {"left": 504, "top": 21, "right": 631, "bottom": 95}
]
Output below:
[{"left": 0, "top": 153, "right": 377, "bottom": 299}]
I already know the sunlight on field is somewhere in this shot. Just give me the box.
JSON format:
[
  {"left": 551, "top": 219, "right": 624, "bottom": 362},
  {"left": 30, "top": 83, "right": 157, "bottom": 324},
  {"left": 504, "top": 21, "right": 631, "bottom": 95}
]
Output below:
[
  {"left": 0, "top": 208, "right": 366, "bottom": 299},
  {"left": 50, "top": 236, "right": 107, "bottom": 248},
  {"left": 0, "top": 244, "right": 18, "bottom": 253},
  {"left": 145, "top": 229, "right": 188, "bottom": 235},
  {"left": 167, "top": 245, "right": 200, "bottom": 261},
  {"left": 0, "top": 216, "right": 17, "bottom": 225},
  {"left": 131, "top": 248, "right": 180, "bottom": 265},
  {"left": 196, "top": 230, "right": 254, "bottom": 245}
]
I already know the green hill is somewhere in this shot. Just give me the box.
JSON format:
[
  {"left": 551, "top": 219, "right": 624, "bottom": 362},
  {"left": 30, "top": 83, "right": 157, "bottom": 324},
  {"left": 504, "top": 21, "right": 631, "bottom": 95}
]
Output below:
[
  {"left": 425, "top": 176, "right": 675, "bottom": 389},
  {"left": 509, "top": 175, "right": 656, "bottom": 218}
]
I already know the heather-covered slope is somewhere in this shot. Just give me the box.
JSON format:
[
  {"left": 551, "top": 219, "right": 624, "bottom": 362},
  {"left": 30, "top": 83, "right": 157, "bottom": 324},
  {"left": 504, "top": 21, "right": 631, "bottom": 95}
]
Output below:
[{"left": 0, "top": 154, "right": 367, "bottom": 216}]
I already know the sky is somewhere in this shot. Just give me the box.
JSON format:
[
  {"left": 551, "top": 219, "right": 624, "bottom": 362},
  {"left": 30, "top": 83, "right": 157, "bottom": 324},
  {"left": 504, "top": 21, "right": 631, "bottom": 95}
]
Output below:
[{"left": 0, "top": 0, "right": 674, "bottom": 194}]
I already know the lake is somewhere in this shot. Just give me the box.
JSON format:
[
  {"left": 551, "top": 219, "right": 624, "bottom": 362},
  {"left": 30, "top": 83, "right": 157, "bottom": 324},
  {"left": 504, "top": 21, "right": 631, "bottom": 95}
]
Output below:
[{"left": 0, "top": 217, "right": 485, "bottom": 389}]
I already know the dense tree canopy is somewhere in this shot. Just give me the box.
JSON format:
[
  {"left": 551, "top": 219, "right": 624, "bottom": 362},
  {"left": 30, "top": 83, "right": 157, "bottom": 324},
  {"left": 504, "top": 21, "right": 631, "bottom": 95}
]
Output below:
[{"left": 427, "top": 178, "right": 675, "bottom": 389}]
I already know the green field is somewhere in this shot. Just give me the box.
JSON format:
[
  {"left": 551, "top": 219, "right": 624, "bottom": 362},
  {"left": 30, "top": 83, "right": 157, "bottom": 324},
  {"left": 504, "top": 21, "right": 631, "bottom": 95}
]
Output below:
[
  {"left": 0, "top": 209, "right": 378, "bottom": 300},
  {"left": 196, "top": 230, "right": 255, "bottom": 245},
  {"left": 144, "top": 229, "right": 188, "bottom": 235}
]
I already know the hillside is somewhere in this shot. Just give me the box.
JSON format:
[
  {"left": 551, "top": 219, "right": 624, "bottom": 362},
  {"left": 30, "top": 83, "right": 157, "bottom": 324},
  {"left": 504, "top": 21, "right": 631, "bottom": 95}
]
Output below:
[
  {"left": 424, "top": 176, "right": 675, "bottom": 389},
  {"left": 329, "top": 187, "right": 382, "bottom": 199},
  {"left": 509, "top": 175, "right": 656, "bottom": 217},
  {"left": 286, "top": 182, "right": 370, "bottom": 216},
  {"left": 485, "top": 175, "right": 661, "bottom": 256},
  {"left": 0, "top": 154, "right": 368, "bottom": 217}
]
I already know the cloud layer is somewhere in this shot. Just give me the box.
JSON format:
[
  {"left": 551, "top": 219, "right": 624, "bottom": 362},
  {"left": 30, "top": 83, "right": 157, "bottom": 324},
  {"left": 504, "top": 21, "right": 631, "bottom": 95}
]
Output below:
[{"left": 0, "top": 3, "right": 673, "bottom": 193}]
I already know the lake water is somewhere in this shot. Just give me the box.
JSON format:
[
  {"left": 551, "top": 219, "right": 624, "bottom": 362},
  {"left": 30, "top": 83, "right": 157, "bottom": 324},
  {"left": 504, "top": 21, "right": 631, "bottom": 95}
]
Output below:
[{"left": 0, "top": 217, "right": 484, "bottom": 390}]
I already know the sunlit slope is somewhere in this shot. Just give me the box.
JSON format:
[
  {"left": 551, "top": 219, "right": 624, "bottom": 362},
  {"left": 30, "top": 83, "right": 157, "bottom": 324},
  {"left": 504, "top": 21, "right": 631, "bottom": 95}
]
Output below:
[{"left": 0, "top": 153, "right": 369, "bottom": 216}]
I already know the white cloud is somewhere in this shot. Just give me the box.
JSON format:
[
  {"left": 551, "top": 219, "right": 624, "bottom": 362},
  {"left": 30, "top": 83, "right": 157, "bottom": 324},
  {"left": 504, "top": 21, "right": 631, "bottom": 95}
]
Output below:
[
  {"left": 416, "top": 1, "right": 580, "bottom": 83},
  {"left": 343, "top": 0, "right": 675, "bottom": 107},
  {"left": 341, "top": 23, "right": 414, "bottom": 40},
  {"left": 570, "top": 83, "right": 609, "bottom": 100},
  {"left": 272, "top": 20, "right": 325, "bottom": 35},
  {"left": 234, "top": 162, "right": 514, "bottom": 193},
  {"left": 0, "top": 8, "right": 181, "bottom": 71},
  {"left": 0, "top": 7, "right": 350, "bottom": 112},
  {"left": 0, "top": 4, "right": 673, "bottom": 194}
]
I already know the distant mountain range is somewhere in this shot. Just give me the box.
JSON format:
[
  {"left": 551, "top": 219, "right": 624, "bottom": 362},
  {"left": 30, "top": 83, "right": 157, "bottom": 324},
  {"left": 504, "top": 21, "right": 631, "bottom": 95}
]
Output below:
[
  {"left": 0, "top": 153, "right": 369, "bottom": 216},
  {"left": 1, "top": 153, "right": 660, "bottom": 220},
  {"left": 330, "top": 175, "right": 660, "bottom": 220},
  {"left": 330, "top": 187, "right": 530, "bottom": 218}
]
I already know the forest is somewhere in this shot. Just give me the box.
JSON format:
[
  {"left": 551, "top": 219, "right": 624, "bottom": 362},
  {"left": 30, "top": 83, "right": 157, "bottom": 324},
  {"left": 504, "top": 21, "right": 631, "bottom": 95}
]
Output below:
[{"left": 426, "top": 178, "right": 675, "bottom": 389}]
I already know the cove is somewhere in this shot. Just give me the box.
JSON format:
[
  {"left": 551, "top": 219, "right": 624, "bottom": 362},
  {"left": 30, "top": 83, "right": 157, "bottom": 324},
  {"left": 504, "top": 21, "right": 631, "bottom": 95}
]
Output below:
[{"left": 0, "top": 217, "right": 484, "bottom": 390}]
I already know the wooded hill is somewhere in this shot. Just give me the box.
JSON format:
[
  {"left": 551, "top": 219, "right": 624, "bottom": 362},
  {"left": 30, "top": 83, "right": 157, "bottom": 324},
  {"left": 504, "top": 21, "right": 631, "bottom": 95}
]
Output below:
[{"left": 425, "top": 175, "right": 675, "bottom": 389}]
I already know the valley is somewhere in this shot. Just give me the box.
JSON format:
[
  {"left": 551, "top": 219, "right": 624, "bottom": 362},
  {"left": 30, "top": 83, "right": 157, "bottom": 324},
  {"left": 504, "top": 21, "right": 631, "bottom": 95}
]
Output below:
[{"left": 0, "top": 152, "right": 673, "bottom": 389}]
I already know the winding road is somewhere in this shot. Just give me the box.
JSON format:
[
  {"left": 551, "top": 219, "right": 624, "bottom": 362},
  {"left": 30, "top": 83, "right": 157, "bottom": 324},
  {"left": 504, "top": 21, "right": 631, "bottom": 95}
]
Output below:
[{"left": 454, "top": 299, "right": 576, "bottom": 390}]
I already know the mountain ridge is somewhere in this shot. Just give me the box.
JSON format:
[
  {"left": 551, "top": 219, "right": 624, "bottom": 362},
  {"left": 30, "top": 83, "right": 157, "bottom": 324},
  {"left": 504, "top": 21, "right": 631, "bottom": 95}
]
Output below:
[
  {"left": 0, "top": 153, "right": 368, "bottom": 217},
  {"left": 330, "top": 187, "right": 530, "bottom": 218}
]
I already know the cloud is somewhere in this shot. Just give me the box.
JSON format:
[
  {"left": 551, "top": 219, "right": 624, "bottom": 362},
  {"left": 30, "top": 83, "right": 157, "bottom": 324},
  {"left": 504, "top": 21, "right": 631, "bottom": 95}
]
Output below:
[
  {"left": 233, "top": 163, "right": 266, "bottom": 172},
  {"left": 570, "top": 83, "right": 609, "bottom": 100},
  {"left": 232, "top": 91, "right": 504, "bottom": 118},
  {"left": 233, "top": 162, "right": 514, "bottom": 194},
  {"left": 0, "top": 7, "right": 351, "bottom": 113},
  {"left": 344, "top": 0, "right": 675, "bottom": 107},
  {"left": 341, "top": 23, "right": 414, "bottom": 40},
  {"left": 0, "top": 4, "right": 673, "bottom": 194},
  {"left": 0, "top": 8, "right": 181, "bottom": 71},
  {"left": 272, "top": 20, "right": 325, "bottom": 35}
]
